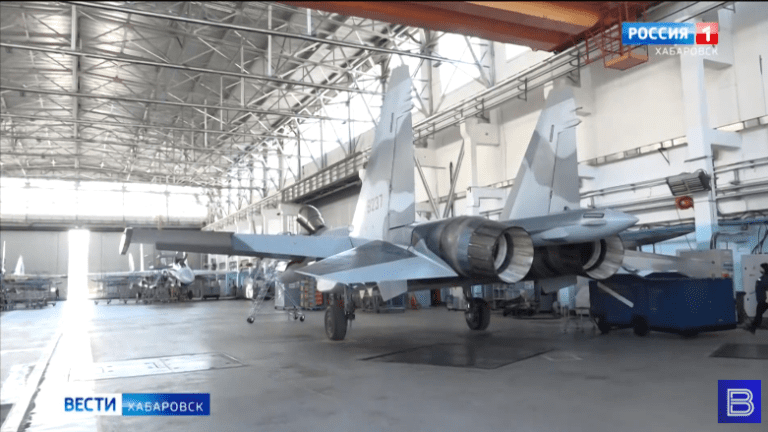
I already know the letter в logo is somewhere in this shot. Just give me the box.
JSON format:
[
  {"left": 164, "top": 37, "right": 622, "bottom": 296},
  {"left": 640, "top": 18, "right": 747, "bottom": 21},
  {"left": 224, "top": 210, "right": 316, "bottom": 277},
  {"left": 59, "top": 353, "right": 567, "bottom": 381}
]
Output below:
[{"left": 718, "top": 380, "right": 761, "bottom": 423}]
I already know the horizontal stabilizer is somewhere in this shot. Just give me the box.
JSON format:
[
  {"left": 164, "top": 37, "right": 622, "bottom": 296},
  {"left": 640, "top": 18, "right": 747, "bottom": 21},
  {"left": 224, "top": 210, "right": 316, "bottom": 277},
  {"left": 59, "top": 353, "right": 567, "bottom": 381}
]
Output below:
[
  {"left": 619, "top": 224, "right": 695, "bottom": 248},
  {"left": 121, "top": 228, "right": 354, "bottom": 260},
  {"left": 297, "top": 240, "right": 457, "bottom": 300},
  {"left": 622, "top": 250, "right": 711, "bottom": 278}
]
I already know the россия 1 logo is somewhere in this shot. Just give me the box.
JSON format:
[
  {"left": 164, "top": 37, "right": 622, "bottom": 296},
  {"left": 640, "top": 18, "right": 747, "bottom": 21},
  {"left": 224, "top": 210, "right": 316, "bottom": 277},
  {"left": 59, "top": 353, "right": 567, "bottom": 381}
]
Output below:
[
  {"left": 622, "top": 22, "right": 718, "bottom": 45},
  {"left": 718, "top": 380, "right": 761, "bottom": 424}
]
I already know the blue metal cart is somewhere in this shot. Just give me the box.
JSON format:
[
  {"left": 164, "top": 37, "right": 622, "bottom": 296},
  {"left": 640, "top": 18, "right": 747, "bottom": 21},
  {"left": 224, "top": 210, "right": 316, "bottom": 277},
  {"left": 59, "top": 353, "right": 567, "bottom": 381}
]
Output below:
[{"left": 589, "top": 273, "right": 738, "bottom": 337}]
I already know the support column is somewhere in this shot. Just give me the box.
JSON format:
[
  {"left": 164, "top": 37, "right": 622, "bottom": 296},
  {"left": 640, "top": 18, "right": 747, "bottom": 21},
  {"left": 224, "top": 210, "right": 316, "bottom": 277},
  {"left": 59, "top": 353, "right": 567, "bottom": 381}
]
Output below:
[
  {"left": 679, "top": 12, "right": 741, "bottom": 250},
  {"left": 71, "top": 5, "right": 80, "bottom": 174},
  {"left": 680, "top": 51, "right": 718, "bottom": 250}
]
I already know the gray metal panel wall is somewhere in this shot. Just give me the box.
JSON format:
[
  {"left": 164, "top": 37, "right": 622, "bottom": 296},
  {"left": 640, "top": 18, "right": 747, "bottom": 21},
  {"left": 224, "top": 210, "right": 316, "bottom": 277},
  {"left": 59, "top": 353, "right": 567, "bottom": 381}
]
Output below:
[
  {"left": 0, "top": 230, "right": 68, "bottom": 275},
  {"left": 89, "top": 232, "right": 133, "bottom": 273}
]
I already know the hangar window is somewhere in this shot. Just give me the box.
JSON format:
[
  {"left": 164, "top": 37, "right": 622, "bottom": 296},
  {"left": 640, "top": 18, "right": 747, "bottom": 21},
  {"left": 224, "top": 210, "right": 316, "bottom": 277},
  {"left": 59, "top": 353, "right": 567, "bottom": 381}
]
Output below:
[
  {"left": 294, "top": 71, "right": 382, "bottom": 162},
  {"left": 0, "top": 178, "right": 207, "bottom": 222},
  {"left": 438, "top": 33, "right": 488, "bottom": 95}
]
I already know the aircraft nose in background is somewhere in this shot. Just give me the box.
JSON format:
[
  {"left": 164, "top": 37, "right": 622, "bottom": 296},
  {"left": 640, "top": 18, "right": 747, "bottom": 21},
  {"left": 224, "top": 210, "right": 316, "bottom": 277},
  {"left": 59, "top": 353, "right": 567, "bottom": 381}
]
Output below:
[{"left": 179, "top": 267, "right": 195, "bottom": 285}]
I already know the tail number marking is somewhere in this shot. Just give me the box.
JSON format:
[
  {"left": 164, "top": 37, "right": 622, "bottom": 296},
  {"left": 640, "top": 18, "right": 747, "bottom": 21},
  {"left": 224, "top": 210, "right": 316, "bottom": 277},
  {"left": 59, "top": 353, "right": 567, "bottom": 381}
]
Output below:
[{"left": 367, "top": 194, "right": 383, "bottom": 214}]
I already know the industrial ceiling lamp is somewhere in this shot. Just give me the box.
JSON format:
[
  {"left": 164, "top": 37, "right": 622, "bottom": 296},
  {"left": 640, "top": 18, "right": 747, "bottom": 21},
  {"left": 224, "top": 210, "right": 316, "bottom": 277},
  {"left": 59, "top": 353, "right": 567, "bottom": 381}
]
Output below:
[{"left": 666, "top": 170, "right": 711, "bottom": 196}]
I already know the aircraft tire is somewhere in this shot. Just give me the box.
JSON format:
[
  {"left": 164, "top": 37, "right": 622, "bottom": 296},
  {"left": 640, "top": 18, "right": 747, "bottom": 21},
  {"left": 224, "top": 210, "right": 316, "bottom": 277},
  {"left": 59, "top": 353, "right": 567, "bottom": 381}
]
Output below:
[
  {"left": 325, "top": 301, "right": 347, "bottom": 341},
  {"left": 632, "top": 316, "right": 649, "bottom": 337},
  {"left": 465, "top": 298, "right": 491, "bottom": 331}
]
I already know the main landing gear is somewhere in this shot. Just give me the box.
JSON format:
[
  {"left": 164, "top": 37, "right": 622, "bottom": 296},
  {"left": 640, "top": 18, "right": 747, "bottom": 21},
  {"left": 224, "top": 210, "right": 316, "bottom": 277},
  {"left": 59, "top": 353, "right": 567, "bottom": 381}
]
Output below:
[
  {"left": 464, "top": 289, "right": 491, "bottom": 331},
  {"left": 325, "top": 290, "right": 355, "bottom": 341}
]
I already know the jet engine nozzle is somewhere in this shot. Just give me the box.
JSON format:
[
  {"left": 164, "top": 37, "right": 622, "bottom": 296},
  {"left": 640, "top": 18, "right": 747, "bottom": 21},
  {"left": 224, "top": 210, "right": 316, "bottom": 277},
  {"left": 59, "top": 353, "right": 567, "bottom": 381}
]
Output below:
[
  {"left": 527, "top": 235, "right": 625, "bottom": 280},
  {"left": 297, "top": 205, "right": 326, "bottom": 235},
  {"left": 582, "top": 235, "right": 624, "bottom": 280},
  {"left": 423, "top": 217, "right": 533, "bottom": 282},
  {"left": 496, "top": 227, "right": 534, "bottom": 283}
]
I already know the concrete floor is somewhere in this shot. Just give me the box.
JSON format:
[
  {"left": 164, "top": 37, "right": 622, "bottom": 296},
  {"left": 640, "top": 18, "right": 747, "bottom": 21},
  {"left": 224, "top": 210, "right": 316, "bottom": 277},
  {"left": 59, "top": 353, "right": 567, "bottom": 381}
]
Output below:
[{"left": 1, "top": 298, "right": 766, "bottom": 432}]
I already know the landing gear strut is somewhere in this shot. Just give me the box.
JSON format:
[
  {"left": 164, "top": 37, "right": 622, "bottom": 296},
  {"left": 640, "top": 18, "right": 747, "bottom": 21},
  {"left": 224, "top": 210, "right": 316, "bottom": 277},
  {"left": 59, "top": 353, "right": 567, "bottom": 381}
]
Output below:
[
  {"left": 325, "top": 290, "right": 354, "bottom": 341},
  {"left": 465, "top": 297, "right": 491, "bottom": 331}
]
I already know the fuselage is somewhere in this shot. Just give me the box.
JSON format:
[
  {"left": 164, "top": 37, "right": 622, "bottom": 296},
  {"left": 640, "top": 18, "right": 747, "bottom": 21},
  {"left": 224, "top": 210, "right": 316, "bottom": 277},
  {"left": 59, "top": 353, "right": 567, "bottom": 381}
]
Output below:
[{"left": 287, "top": 207, "right": 638, "bottom": 291}]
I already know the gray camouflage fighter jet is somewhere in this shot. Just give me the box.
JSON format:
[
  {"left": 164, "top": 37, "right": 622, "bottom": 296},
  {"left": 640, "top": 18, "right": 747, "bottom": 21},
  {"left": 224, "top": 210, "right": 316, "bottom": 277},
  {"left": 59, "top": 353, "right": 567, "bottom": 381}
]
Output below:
[
  {"left": 119, "top": 66, "right": 640, "bottom": 340},
  {"left": 90, "top": 252, "right": 232, "bottom": 304},
  {"left": 1, "top": 241, "right": 67, "bottom": 291}
]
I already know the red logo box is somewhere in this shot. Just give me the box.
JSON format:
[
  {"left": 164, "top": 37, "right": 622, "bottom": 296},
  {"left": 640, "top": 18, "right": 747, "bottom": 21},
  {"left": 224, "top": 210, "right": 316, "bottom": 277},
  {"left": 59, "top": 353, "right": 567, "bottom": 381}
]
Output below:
[{"left": 696, "top": 22, "right": 718, "bottom": 45}]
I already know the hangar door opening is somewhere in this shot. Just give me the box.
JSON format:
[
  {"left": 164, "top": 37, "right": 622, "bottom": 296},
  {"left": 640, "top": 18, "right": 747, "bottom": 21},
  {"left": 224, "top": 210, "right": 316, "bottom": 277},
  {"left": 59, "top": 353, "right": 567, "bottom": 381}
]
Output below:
[{"left": 67, "top": 229, "right": 90, "bottom": 300}]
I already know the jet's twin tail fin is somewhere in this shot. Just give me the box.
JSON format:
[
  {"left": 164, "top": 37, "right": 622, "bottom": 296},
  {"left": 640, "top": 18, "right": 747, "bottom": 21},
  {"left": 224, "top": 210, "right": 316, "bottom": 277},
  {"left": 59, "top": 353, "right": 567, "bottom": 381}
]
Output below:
[
  {"left": 350, "top": 65, "right": 414, "bottom": 240},
  {"left": 14, "top": 255, "right": 25, "bottom": 276},
  {"left": 500, "top": 88, "right": 581, "bottom": 221},
  {"left": 129, "top": 253, "right": 136, "bottom": 272}
]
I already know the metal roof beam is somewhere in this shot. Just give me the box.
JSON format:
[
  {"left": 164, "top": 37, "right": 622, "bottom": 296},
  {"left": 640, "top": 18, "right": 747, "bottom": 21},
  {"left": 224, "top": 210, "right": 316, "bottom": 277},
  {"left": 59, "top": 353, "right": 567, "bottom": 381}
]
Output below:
[
  {"left": 1, "top": 113, "right": 334, "bottom": 143},
  {"left": 283, "top": 1, "right": 570, "bottom": 51},
  {"left": 0, "top": 42, "right": 380, "bottom": 95},
  {"left": 66, "top": 1, "right": 470, "bottom": 65},
  {"left": 0, "top": 86, "right": 363, "bottom": 123}
]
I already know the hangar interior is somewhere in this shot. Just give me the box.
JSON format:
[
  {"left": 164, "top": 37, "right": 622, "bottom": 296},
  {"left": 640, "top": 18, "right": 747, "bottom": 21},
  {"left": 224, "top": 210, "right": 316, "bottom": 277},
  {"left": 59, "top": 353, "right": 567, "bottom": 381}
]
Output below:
[{"left": 1, "top": 2, "right": 767, "bottom": 431}]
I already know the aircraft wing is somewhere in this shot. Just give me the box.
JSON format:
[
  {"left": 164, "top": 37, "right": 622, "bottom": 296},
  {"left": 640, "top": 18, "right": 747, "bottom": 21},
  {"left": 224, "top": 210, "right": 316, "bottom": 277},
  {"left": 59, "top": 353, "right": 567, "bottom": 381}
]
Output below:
[
  {"left": 295, "top": 240, "right": 457, "bottom": 300},
  {"left": 3, "top": 274, "right": 67, "bottom": 285},
  {"left": 192, "top": 269, "right": 234, "bottom": 279},
  {"left": 121, "top": 228, "right": 354, "bottom": 260},
  {"left": 89, "top": 270, "right": 156, "bottom": 282},
  {"left": 1, "top": 276, "right": 65, "bottom": 288},
  {"left": 618, "top": 224, "right": 695, "bottom": 248}
]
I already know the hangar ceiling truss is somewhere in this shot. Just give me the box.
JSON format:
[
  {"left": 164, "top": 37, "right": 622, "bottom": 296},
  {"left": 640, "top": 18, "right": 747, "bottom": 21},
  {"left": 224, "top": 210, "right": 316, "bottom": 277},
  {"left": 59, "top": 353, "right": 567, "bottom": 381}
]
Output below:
[{"left": 0, "top": 1, "right": 473, "bottom": 204}]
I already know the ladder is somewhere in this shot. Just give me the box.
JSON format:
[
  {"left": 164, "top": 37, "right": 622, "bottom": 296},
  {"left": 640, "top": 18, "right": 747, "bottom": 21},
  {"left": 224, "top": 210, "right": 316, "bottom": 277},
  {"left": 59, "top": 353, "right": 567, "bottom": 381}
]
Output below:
[{"left": 246, "top": 281, "right": 305, "bottom": 324}]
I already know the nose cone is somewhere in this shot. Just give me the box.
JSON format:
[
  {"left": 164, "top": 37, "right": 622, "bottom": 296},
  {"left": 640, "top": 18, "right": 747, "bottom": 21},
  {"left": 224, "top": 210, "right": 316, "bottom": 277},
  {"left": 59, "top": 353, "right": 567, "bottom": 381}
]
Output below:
[{"left": 179, "top": 268, "right": 195, "bottom": 285}]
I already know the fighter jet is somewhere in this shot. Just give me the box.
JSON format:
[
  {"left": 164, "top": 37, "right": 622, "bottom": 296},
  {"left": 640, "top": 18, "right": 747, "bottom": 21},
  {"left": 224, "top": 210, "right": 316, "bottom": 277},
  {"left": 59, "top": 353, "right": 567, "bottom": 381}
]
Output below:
[
  {"left": 120, "top": 65, "right": 640, "bottom": 340},
  {"left": 90, "top": 252, "right": 230, "bottom": 304},
  {"left": 1, "top": 242, "right": 67, "bottom": 290},
  {"left": 1, "top": 242, "right": 67, "bottom": 309}
]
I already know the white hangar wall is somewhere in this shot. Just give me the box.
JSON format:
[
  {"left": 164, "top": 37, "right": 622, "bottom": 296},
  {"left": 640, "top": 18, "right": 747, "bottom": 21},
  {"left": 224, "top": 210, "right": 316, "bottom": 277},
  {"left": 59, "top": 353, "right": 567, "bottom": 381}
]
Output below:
[
  {"left": 0, "top": 230, "right": 69, "bottom": 296},
  {"left": 0, "top": 230, "right": 69, "bottom": 275},
  {"left": 413, "top": 2, "right": 768, "bottom": 227}
]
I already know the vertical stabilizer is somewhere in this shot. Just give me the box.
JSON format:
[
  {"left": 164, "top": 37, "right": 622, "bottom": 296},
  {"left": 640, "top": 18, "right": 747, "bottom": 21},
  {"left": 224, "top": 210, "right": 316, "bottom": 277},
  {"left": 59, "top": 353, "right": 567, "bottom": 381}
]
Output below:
[
  {"left": 500, "top": 87, "right": 580, "bottom": 220},
  {"left": 350, "top": 65, "right": 414, "bottom": 240},
  {"left": 129, "top": 253, "right": 136, "bottom": 272},
  {"left": 14, "top": 255, "right": 25, "bottom": 276}
]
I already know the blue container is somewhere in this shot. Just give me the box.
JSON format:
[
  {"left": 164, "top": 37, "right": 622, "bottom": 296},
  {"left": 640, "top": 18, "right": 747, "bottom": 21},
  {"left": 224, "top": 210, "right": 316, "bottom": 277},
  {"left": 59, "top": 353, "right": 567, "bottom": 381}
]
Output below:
[{"left": 589, "top": 273, "right": 738, "bottom": 336}]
